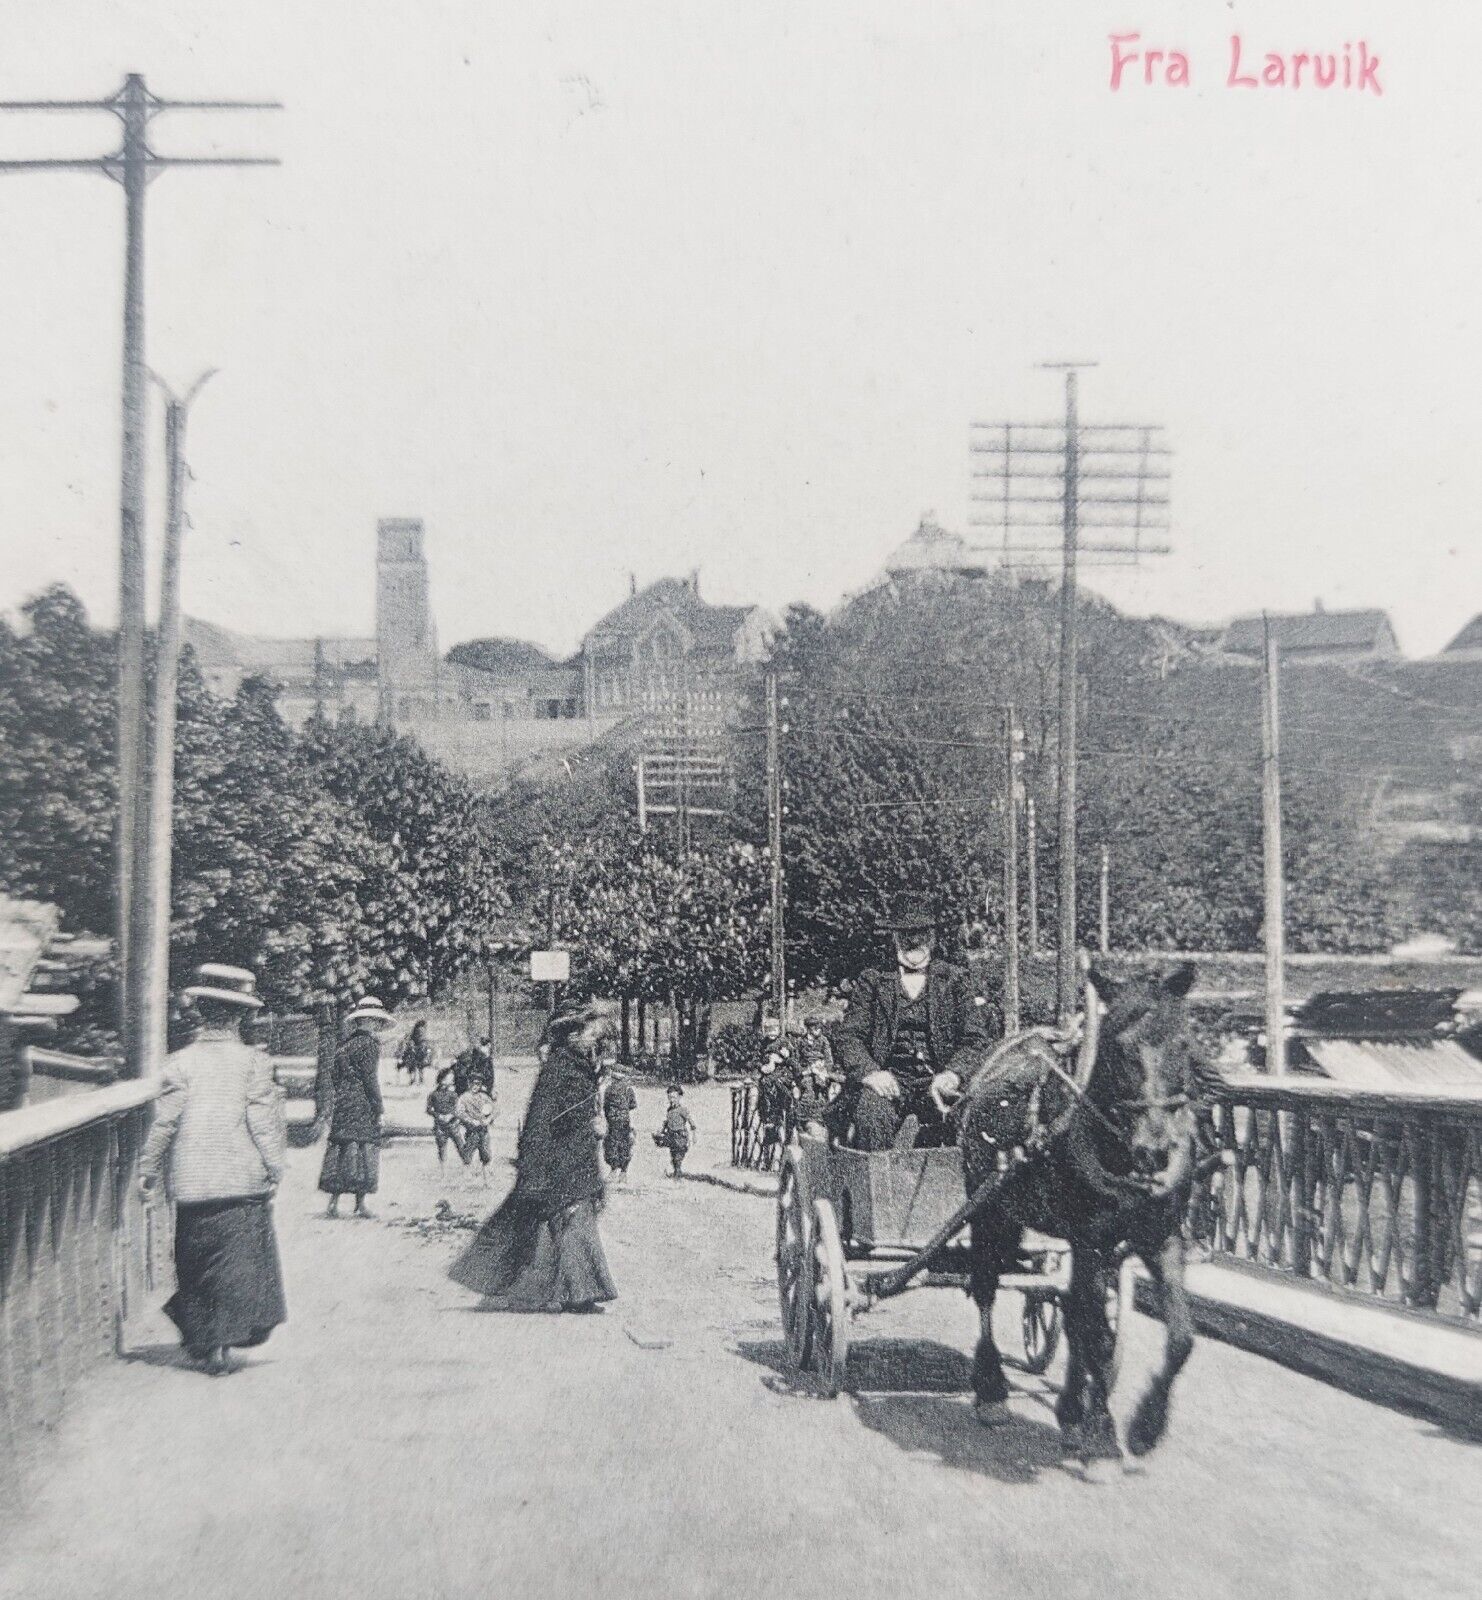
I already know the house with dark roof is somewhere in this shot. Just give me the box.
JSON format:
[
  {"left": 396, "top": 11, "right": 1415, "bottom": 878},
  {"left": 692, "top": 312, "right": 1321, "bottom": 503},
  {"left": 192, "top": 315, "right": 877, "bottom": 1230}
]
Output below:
[
  {"left": 1218, "top": 606, "right": 1400, "bottom": 664},
  {"left": 1437, "top": 614, "right": 1482, "bottom": 661},
  {"left": 579, "top": 574, "right": 776, "bottom": 726}
]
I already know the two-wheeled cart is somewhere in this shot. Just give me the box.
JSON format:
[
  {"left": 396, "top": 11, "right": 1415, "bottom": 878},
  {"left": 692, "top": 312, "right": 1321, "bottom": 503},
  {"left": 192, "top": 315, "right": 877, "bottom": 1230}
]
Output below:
[{"left": 776, "top": 1135, "right": 1135, "bottom": 1398}]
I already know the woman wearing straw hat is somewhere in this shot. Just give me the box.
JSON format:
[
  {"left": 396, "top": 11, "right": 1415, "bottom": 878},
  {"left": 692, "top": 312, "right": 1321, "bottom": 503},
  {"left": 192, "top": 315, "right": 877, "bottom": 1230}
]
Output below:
[
  {"left": 316, "top": 996, "right": 393, "bottom": 1218},
  {"left": 448, "top": 1000, "right": 617, "bottom": 1313},
  {"left": 138, "top": 964, "right": 287, "bottom": 1375}
]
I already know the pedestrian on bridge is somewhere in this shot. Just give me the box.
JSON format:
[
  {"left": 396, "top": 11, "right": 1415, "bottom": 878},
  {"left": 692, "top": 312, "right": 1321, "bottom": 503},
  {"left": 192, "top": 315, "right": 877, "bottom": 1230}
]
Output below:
[
  {"left": 138, "top": 964, "right": 287, "bottom": 1376},
  {"left": 449, "top": 1001, "right": 617, "bottom": 1313},
  {"left": 316, "top": 997, "right": 392, "bottom": 1218}
]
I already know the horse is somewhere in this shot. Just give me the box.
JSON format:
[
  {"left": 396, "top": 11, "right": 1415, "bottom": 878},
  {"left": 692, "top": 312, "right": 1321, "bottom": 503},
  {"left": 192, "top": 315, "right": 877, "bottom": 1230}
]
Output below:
[{"left": 957, "top": 962, "right": 1202, "bottom": 1459}]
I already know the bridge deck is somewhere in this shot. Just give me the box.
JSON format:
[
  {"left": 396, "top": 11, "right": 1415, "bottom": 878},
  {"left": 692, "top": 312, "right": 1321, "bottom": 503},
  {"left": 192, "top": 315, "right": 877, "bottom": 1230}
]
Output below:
[{"left": 4, "top": 1076, "right": 1478, "bottom": 1600}]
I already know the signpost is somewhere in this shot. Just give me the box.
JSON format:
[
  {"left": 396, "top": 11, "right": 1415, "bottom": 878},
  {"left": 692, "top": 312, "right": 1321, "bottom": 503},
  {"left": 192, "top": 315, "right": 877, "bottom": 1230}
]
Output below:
[{"left": 530, "top": 949, "right": 570, "bottom": 1018}]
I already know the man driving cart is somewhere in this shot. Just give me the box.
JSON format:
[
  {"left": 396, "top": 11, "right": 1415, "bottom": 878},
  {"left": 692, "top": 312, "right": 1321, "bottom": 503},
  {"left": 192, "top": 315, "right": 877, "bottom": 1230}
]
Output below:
[{"left": 832, "top": 892, "right": 1000, "bottom": 1151}]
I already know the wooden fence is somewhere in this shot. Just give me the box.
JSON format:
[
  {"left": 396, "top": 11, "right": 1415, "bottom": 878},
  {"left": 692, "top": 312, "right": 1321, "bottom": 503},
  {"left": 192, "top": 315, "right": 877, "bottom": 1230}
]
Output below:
[
  {"left": 1201, "top": 1078, "right": 1482, "bottom": 1322},
  {"left": 0, "top": 1081, "right": 170, "bottom": 1491}
]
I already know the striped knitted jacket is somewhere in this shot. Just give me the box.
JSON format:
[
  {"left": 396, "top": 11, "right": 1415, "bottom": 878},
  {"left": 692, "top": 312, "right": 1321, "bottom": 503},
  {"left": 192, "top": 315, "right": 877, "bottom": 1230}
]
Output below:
[{"left": 139, "top": 1031, "right": 286, "bottom": 1204}]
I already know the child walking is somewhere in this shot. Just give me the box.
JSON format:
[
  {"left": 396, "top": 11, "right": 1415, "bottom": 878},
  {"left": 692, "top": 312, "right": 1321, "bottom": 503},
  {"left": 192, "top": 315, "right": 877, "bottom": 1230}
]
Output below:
[
  {"left": 426, "top": 1066, "right": 465, "bottom": 1166},
  {"left": 657, "top": 1085, "right": 698, "bottom": 1178},
  {"left": 456, "top": 1080, "right": 497, "bottom": 1181}
]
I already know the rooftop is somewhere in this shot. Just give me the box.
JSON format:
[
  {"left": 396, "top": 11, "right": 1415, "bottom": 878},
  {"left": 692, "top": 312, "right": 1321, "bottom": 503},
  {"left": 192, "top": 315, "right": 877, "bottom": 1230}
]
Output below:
[{"left": 1220, "top": 608, "right": 1396, "bottom": 656}]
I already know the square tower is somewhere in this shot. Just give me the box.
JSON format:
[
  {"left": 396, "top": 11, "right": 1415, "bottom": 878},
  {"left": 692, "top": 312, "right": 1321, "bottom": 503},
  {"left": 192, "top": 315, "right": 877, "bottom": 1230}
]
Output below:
[{"left": 376, "top": 518, "right": 438, "bottom": 691}]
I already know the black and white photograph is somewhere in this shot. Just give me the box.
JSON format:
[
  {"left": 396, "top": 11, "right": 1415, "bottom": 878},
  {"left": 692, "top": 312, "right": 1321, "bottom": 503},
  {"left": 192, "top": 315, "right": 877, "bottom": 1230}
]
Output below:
[{"left": 1, "top": 4, "right": 1479, "bottom": 1597}]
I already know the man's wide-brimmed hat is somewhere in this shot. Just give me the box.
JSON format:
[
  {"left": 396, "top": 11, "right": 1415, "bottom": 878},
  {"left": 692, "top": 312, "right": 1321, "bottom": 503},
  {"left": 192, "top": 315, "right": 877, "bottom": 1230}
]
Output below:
[
  {"left": 182, "top": 963, "right": 264, "bottom": 1010},
  {"left": 345, "top": 996, "right": 394, "bottom": 1028},
  {"left": 879, "top": 892, "right": 938, "bottom": 933}
]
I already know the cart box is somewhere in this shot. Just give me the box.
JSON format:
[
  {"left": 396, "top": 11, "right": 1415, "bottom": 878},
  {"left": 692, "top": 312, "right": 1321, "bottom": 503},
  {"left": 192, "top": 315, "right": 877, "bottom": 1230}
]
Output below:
[{"left": 800, "top": 1138, "right": 964, "bottom": 1250}]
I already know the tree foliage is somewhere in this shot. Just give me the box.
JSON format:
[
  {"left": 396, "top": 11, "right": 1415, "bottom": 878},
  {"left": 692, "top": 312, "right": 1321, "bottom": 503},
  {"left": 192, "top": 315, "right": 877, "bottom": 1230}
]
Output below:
[{"left": 0, "top": 588, "right": 510, "bottom": 1026}]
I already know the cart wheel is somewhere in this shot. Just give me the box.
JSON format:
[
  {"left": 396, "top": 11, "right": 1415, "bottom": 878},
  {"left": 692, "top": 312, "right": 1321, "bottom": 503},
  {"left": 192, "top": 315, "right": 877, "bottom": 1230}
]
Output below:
[
  {"left": 776, "top": 1150, "right": 814, "bottom": 1371},
  {"left": 810, "top": 1197, "right": 850, "bottom": 1398},
  {"left": 1105, "top": 1254, "right": 1137, "bottom": 1388},
  {"left": 1020, "top": 1291, "right": 1062, "bottom": 1375}
]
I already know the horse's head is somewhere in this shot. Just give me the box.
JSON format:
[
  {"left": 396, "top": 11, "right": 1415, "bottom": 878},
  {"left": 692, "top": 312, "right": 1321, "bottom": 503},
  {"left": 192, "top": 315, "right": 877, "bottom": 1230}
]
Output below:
[{"left": 1083, "top": 963, "right": 1200, "bottom": 1189}]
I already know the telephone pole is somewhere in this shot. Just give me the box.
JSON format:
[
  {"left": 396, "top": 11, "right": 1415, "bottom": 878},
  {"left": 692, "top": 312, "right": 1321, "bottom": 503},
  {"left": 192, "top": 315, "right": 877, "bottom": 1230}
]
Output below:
[
  {"left": 1001, "top": 707, "right": 1022, "bottom": 1034},
  {"left": 1025, "top": 795, "right": 1040, "bottom": 954},
  {"left": 1051, "top": 365, "right": 1087, "bottom": 1019},
  {"left": 1, "top": 76, "right": 278, "bottom": 1074},
  {"left": 138, "top": 368, "right": 216, "bottom": 1079},
  {"left": 1098, "top": 843, "right": 1111, "bottom": 955},
  {"left": 1261, "top": 620, "right": 1287, "bottom": 1075},
  {"left": 765, "top": 671, "right": 786, "bottom": 1030},
  {"left": 970, "top": 368, "right": 1171, "bottom": 1021}
]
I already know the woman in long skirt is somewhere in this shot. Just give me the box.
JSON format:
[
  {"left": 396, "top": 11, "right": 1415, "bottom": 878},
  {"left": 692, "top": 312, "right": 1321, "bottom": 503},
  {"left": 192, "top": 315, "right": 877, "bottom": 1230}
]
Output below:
[
  {"left": 317, "top": 997, "right": 392, "bottom": 1217},
  {"left": 138, "top": 964, "right": 288, "bottom": 1375},
  {"left": 450, "top": 1002, "right": 617, "bottom": 1313}
]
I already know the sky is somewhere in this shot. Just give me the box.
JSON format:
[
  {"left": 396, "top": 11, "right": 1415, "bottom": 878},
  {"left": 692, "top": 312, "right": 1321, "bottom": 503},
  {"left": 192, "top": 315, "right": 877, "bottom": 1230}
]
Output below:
[{"left": 1, "top": 1, "right": 1478, "bottom": 659}]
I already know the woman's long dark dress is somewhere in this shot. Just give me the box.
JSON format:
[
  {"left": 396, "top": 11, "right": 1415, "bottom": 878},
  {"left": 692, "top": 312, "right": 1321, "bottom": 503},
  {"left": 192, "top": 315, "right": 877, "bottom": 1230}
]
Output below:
[
  {"left": 318, "top": 1030, "right": 384, "bottom": 1196},
  {"left": 449, "top": 1044, "right": 617, "bottom": 1311}
]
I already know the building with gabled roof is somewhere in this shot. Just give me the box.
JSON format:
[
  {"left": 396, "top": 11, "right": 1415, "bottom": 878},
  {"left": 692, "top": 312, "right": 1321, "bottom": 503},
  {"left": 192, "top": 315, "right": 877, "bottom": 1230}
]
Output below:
[
  {"left": 1218, "top": 606, "right": 1400, "bottom": 664},
  {"left": 579, "top": 573, "right": 776, "bottom": 725},
  {"left": 1436, "top": 613, "right": 1482, "bottom": 661}
]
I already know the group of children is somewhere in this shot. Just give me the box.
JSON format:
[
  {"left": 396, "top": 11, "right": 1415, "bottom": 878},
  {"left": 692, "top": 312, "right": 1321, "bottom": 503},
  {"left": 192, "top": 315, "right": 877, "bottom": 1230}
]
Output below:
[
  {"left": 424, "top": 1065, "right": 498, "bottom": 1178},
  {"left": 606, "top": 1067, "right": 698, "bottom": 1180},
  {"left": 755, "top": 1014, "right": 840, "bottom": 1167}
]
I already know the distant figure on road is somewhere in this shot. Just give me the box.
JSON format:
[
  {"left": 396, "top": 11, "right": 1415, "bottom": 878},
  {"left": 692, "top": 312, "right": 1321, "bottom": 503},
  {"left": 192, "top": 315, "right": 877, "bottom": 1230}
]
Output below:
[
  {"left": 317, "top": 997, "right": 392, "bottom": 1218},
  {"left": 452, "top": 1036, "right": 494, "bottom": 1095},
  {"left": 793, "top": 1055, "right": 835, "bottom": 1141},
  {"left": 657, "top": 1084, "right": 698, "bottom": 1178},
  {"left": 456, "top": 1081, "right": 498, "bottom": 1179},
  {"left": 398, "top": 1020, "right": 433, "bottom": 1086},
  {"left": 796, "top": 1014, "right": 835, "bottom": 1078},
  {"left": 601, "top": 1068, "right": 638, "bottom": 1181},
  {"left": 449, "top": 1001, "right": 617, "bottom": 1314},
  {"left": 755, "top": 1048, "right": 794, "bottom": 1170},
  {"left": 426, "top": 1066, "right": 465, "bottom": 1166},
  {"left": 138, "top": 964, "right": 287, "bottom": 1377}
]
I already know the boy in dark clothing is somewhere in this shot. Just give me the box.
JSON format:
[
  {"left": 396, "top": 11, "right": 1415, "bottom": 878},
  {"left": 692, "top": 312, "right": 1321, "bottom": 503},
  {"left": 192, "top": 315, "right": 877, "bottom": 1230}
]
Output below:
[
  {"left": 658, "top": 1086, "right": 698, "bottom": 1178},
  {"left": 426, "top": 1066, "right": 465, "bottom": 1165}
]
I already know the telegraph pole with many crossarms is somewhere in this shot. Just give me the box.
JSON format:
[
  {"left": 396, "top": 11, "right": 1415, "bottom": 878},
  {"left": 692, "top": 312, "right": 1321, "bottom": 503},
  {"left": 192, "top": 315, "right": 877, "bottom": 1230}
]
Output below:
[{"left": 970, "top": 366, "right": 1171, "bottom": 1020}]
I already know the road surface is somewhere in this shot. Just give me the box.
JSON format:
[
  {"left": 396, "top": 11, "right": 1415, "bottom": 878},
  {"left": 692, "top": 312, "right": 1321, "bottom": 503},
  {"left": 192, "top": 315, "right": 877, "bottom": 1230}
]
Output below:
[{"left": 3, "top": 1070, "right": 1477, "bottom": 1600}]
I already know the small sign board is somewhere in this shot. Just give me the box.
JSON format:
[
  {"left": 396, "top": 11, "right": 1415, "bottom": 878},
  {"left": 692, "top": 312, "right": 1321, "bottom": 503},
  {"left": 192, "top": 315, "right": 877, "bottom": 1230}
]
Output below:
[{"left": 530, "top": 950, "right": 570, "bottom": 984}]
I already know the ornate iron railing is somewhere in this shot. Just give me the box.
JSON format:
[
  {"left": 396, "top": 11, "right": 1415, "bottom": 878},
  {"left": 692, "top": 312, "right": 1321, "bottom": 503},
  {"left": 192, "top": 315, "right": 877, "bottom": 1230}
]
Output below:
[
  {"left": 731, "top": 1083, "right": 766, "bottom": 1169},
  {"left": 1202, "top": 1077, "right": 1482, "bottom": 1322},
  {"left": 0, "top": 1081, "right": 171, "bottom": 1484}
]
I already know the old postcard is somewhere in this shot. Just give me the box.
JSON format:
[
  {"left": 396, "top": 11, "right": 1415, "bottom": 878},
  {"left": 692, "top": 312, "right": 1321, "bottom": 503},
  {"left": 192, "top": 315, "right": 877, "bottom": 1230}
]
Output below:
[{"left": 1, "top": 5, "right": 1478, "bottom": 1598}]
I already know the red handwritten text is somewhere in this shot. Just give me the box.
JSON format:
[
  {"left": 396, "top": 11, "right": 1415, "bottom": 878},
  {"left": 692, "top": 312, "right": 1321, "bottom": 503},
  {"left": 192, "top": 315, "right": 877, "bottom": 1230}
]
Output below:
[{"left": 1108, "top": 34, "right": 1383, "bottom": 96}]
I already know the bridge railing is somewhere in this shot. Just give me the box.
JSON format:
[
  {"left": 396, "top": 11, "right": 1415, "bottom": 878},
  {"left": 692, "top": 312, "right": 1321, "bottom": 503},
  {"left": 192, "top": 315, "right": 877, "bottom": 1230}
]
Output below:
[
  {"left": 0, "top": 1080, "right": 171, "bottom": 1482},
  {"left": 1202, "top": 1076, "right": 1482, "bottom": 1323}
]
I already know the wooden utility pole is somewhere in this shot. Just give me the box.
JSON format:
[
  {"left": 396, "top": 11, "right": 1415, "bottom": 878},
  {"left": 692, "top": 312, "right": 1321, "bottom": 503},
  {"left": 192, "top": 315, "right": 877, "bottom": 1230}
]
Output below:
[
  {"left": 1098, "top": 843, "right": 1111, "bottom": 955},
  {"left": 136, "top": 369, "right": 215, "bottom": 1074},
  {"left": 1002, "top": 707, "right": 1022, "bottom": 1034},
  {"left": 1026, "top": 795, "right": 1040, "bottom": 954},
  {"left": 676, "top": 660, "right": 691, "bottom": 859},
  {"left": 1261, "top": 621, "right": 1287, "bottom": 1075},
  {"left": 496, "top": 953, "right": 508, "bottom": 1081},
  {"left": 969, "top": 369, "right": 1170, "bottom": 1018},
  {"left": 0, "top": 76, "right": 278, "bottom": 1074},
  {"left": 636, "top": 754, "right": 648, "bottom": 833},
  {"left": 765, "top": 671, "right": 786, "bottom": 1029},
  {"left": 1053, "top": 365, "right": 1086, "bottom": 1021}
]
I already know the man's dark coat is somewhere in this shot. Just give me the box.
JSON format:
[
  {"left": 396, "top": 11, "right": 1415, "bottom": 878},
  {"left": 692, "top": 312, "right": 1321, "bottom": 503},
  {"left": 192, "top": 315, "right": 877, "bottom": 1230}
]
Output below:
[{"left": 833, "top": 959, "right": 997, "bottom": 1085}]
